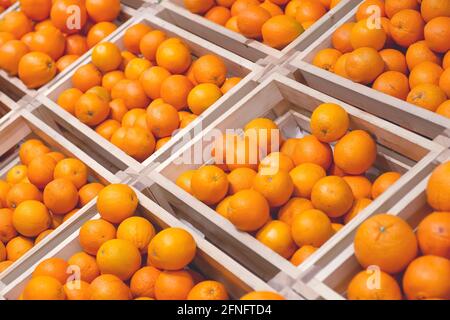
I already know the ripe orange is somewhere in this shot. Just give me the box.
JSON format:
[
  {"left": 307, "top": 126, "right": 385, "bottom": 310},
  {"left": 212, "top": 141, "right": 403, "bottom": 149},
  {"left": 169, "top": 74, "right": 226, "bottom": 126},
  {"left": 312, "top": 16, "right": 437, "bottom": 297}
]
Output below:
[
  {"left": 111, "top": 127, "right": 156, "bottom": 161},
  {"left": 34, "top": 229, "right": 53, "bottom": 244},
  {"left": 109, "top": 99, "right": 128, "bottom": 122},
  {"left": 46, "top": 152, "right": 65, "bottom": 163},
  {"left": 291, "top": 209, "right": 333, "bottom": 247},
  {"left": 379, "top": 49, "right": 408, "bottom": 75},
  {"left": 0, "top": 260, "right": 13, "bottom": 272},
  {"left": 409, "top": 61, "right": 443, "bottom": 88},
  {"left": 0, "top": 208, "right": 17, "bottom": 243},
  {"left": 292, "top": 135, "right": 332, "bottom": 170},
  {"left": 228, "top": 189, "right": 270, "bottom": 231},
  {"left": 23, "top": 276, "right": 66, "bottom": 300},
  {"left": 260, "top": 1, "right": 283, "bottom": 17},
  {"left": 27, "top": 155, "right": 56, "bottom": 189},
  {"left": 436, "top": 100, "right": 450, "bottom": 118},
  {"left": 64, "top": 280, "right": 91, "bottom": 300},
  {"left": 205, "top": 6, "right": 231, "bottom": 26},
  {"left": 0, "top": 32, "right": 15, "bottom": 48},
  {"left": 51, "top": 0, "right": 87, "bottom": 34},
  {"left": 123, "top": 23, "right": 152, "bottom": 54},
  {"left": 43, "top": 178, "right": 78, "bottom": 215},
  {"left": 188, "top": 83, "right": 223, "bottom": 115},
  {"left": 32, "top": 257, "right": 69, "bottom": 284},
  {"left": 312, "top": 48, "right": 342, "bottom": 73},
  {"left": 6, "top": 236, "right": 33, "bottom": 261},
  {"left": 6, "top": 182, "right": 42, "bottom": 209},
  {"left": 351, "top": 19, "right": 387, "bottom": 50},
  {"left": 227, "top": 167, "right": 257, "bottom": 195},
  {"left": 390, "top": 9, "right": 425, "bottom": 47},
  {"left": 231, "top": 0, "right": 260, "bottom": 16},
  {"left": 12, "top": 200, "right": 50, "bottom": 237},
  {"left": 130, "top": 266, "right": 160, "bottom": 298},
  {"left": 345, "top": 47, "right": 385, "bottom": 84},
  {"left": 67, "top": 251, "right": 100, "bottom": 283},
  {"left": 237, "top": 5, "right": 271, "bottom": 39},
  {"left": 439, "top": 68, "right": 450, "bottom": 97},
  {"left": 95, "top": 120, "right": 120, "bottom": 140},
  {"left": 90, "top": 274, "right": 131, "bottom": 300},
  {"left": 0, "top": 11, "right": 33, "bottom": 39},
  {"left": 72, "top": 63, "right": 102, "bottom": 93},
  {"left": 258, "top": 152, "right": 294, "bottom": 174},
  {"left": 29, "top": 27, "right": 65, "bottom": 61},
  {"left": 417, "top": 212, "right": 450, "bottom": 259},
  {"left": 139, "top": 30, "right": 166, "bottom": 62},
  {"left": 97, "top": 239, "right": 141, "bottom": 281},
  {"left": 75, "top": 93, "right": 110, "bottom": 127},
  {"left": 256, "top": 220, "right": 297, "bottom": 258},
  {"left": 343, "top": 176, "right": 372, "bottom": 200},
  {"left": 311, "top": 103, "right": 349, "bottom": 142},
  {"left": 403, "top": 255, "right": 450, "bottom": 300},
  {"left": 262, "top": 15, "right": 304, "bottom": 49},
  {"left": 407, "top": 83, "right": 447, "bottom": 111},
  {"left": 86, "top": 0, "right": 120, "bottom": 22},
  {"left": 96, "top": 184, "right": 138, "bottom": 224},
  {"left": 244, "top": 117, "right": 280, "bottom": 155},
  {"left": 311, "top": 176, "right": 354, "bottom": 218},
  {"left": 373, "top": 71, "right": 410, "bottom": 100},
  {"left": 406, "top": 40, "right": 442, "bottom": 71},
  {"left": 185, "top": 0, "right": 215, "bottom": 14},
  {"left": 124, "top": 58, "right": 152, "bottom": 80},
  {"left": 427, "top": 161, "right": 450, "bottom": 211},
  {"left": 193, "top": 54, "right": 227, "bottom": 87},
  {"left": 140, "top": 66, "right": 171, "bottom": 100},
  {"left": 19, "top": 139, "right": 48, "bottom": 165},
  {"left": 155, "top": 270, "right": 195, "bottom": 300},
  {"left": 371, "top": 172, "right": 401, "bottom": 199},
  {"left": 91, "top": 42, "right": 122, "bottom": 73},
  {"left": 289, "top": 163, "right": 326, "bottom": 199},
  {"left": 347, "top": 270, "right": 402, "bottom": 300},
  {"left": 187, "top": 280, "right": 229, "bottom": 300},
  {"left": 278, "top": 197, "right": 314, "bottom": 225},
  {"left": 87, "top": 22, "right": 117, "bottom": 48},
  {"left": 176, "top": 170, "right": 196, "bottom": 195},
  {"left": 65, "top": 34, "right": 88, "bottom": 56},
  {"left": 424, "top": 17, "right": 450, "bottom": 53},
  {"left": 354, "top": 214, "right": 418, "bottom": 274},
  {"left": 146, "top": 102, "right": 180, "bottom": 138},
  {"left": 117, "top": 216, "right": 155, "bottom": 254},
  {"left": 102, "top": 71, "right": 125, "bottom": 92},
  {"left": 147, "top": 227, "right": 197, "bottom": 270},
  {"left": 295, "top": 0, "right": 326, "bottom": 24},
  {"left": 160, "top": 75, "right": 194, "bottom": 110},
  {"left": 356, "top": 0, "right": 386, "bottom": 21},
  {"left": 253, "top": 170, "right": 294, "bottom": 207},
  {"left": 0, "top": 40, "right": 29, "bottom": 76},
  {"left": 385, "top": 0, "right": 418, "bottom": 18},
  {"left": 332, "top": 22, "right": 355, "bottom": 54},
  {"left": 191, "top": 165, "right": 229, "bottom": 205},
  {"left": 79, "top": 219, "right": 116, "bottom": 255},
  {"left": 6, "top": 165, "right": 28, "bottom": 185},
  {"left": 57, "top": 88, "right": 83, "bottom": 115},
  {"left": 54, "top": 158, "right": 88, "bottom": 189},
  {"left": 344, "top": 198, "right": 373, "bottom": 225},
  {"left": 221, "top": 77, "right": 241, "bottom": 94},
  {"left": 78, "top": 183, "right": 104, "bottom": 207},
  {"left": 156, "top": 38, "right": 192, "bottom": 74}
]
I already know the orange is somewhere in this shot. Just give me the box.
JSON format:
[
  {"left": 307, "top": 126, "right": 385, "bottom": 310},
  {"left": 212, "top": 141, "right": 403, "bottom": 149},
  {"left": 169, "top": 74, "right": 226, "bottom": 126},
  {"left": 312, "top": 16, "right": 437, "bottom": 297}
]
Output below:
[
  {"left": 176, "top": 170, "right": 196, "bottom": 195},
  {"left": 310, "top": 103, "right": 349, "bottom": 142},
  {"left": 280, "top": 138, "right": 300, "bottom": 160},
  {"left": 6, "top": 165, "right": 28, "bottom": 185},
  {"left": 356, "top": 0, "right": 386, "bottom": 21},
  {"left": 108, "top": 99, "right": 127, "bottom": 122},
  {"left": 155, "top": 270, "right": 194, "bottom": 300},
  {"left": 291, "top": 209, "right": 333, "bottom": 247},
  {"left": 156, "top": 38, "right": 192, "bottom": 74},
  {"left": 86, "top": 86, "right": 111, "bottom": 103},
  {"left": 64, "top": 280, "right": 91, "bottom": 300},
  {"left": 205, "top": 6, "right": 232, "bottom": 26},
  {"left": 78, "top": 183, "right": 104, "bottom": 207},
  {"left": 237, "top": 5, "right": 271, "bottom": 39},
  {"left": 57, "top": 88, "right": 83, "bottom": 115},
  {"left": 23, "top": 276, "right": 66, "bottom": 300},
  {"left": 329, "top": 162, "right": 349, "bottom": 178},
  {"left": 424, "top": 17, "right": 450, "bottom": 53},
  {"left": 295, "top": 0, "right": 326, "bottom": 24},
  {"left": 121, "top": 109, "right": 146, "bottom": 128},
  {"left": 260, "top": 1, "right": 283, "bottom": 17},
  {"left": 19, "top": 139, "right": 49, "bottom": 165},
  {"left": 334, "top": 130, "right": 377, "bottom": 175},
  {"left": 0, "top": 31, "right": 15, "bottom": 48},
  {"left": 0, "top": 260, "right": 13, "bottom": 272},
  {"left": 221, "top": 77, "right": 241, "bottom": 94},
  {"left": 258, "top": 152, "right": 294, "bottom": 174},
  {"left": 253, "top": 170, "right": 294, "bottom": 207},
  {"left": 6, "top": 182, "right": 42, "bottom": 209},
  {"left": 191, "top": 165, "right": 229, "bottom": 205},
  {"left": 188, "top": 83, "right": 223, "bottom": 115},
  {"left": 427, "top": 161, "right": 450, "bottom": 211},
  {"left": 240, "top": 291, "right": 284, "bottom": 300},
  {"left": 439, "top": 68, "right": 450, "bottom": 97},
  {"left": 91, "top": 42, "right": 122, "bottom": 73},
  {"left": 147, "top": 227, "right": 197, "bottom": 270},
  {"left": 146, "top": 102, "right": 180, "bottom": 138},
  {"left": 312, "top": 48, "right": 342, "bottom": 73},
  {"left": 289, "top": 163, "right": 326, "bottom": 199},
  {"left": 417, "top": 212, "right": 450, "bottom": 259},
  {"left": 95, "top": 120, "right": 121, "bottom": 140},
  {"left": 0, "top": 208, "right": 17, "bottom": 243},
  {"left": 86, "top": 0, "right": 120, "bottom": 22},
  {"left": 421, "top": 0, "right": 450, "bottom": 22},
  {"left": 90, "top": 274, "right": 131, "bottom": 300},
  {"left": 79, "top": 218, "right": 116, "bottom": 255},
  {"left": 403, "top": 255, "right": 450, "bottom": 300},
  {"left": 217, "top": 0, "right": 237, "bottom": 8},
  {"left": 436, "top": 100, "right": 450, "bottom": 118},
  {"left": 130, "top": 266, "right": 160, "bottom": 299},
  {"left": 390, "top": 9, "right": 425, "bottom": 48},
  {"left": 371, "top": 171, "right": 401, "bottom": 199},
  {"left": 290, "top": 245, "right": 318, "bottom": 266},
  {"left": 87, "top": 22, "right": 117, "bottom": 48},
  {"left": 0, "top": 11, "right": 33, "bottom": 39},
  {"left": 54, "top": 158, "right": 88, "bottom": 189},
  {"left": 34, "top": 19, "right": 55, "bottom": 31},
  {"left": 311, "top": 176, "right": 354, "bottom": 218},
  {"left": 345, "top": 47, "right": 385, "bottom": 84},
  {"left": 385, "top": 0, "right": 418, "bottom": 18},
  {"left": 351, "top": 19, "right": 387, "bottom": 50},
  {"left": 343, "top": 176, "right": 372, "bottom": 200},
  {"left": 46, "top": 152, "right": 65, "bottom": 163},
  {"left": 72, "top": 63, "right": 102, "bottom": 93},
  {"left": 409, "top": 61, "right": 443, "bottom": 88},
  {"left": 32, "top": 257, "right": 69, "bottom": 284},
  {"left": 111, "top": 127, "right": 156, "bottom": 161},
  {"left": 27, "top": 155, "right": 56, "bottom": 189},
  {"left": 193, "top": 54, "right": 227, "bottom": 87},
  {"left": 120, "top": 80, "right": 151, "bottom": 109},
  {"left": 187, "top": 280, "right": 229, "bottom": 300},
  {"left": 379, "top": 49, "right": 408, "bottom": 75},
  {"left": 354, "top": 214, "right": 418, "bottom": 274},
  {"left": 227, "top": 167, "right": 257, "bottom": 195},
  {"left": 278, "top": 197, "right": 314, "bottom": 225},
  {"left": 117, "top": 216, "right": 155, "bottom": 254},
  {"left": 373, "top": 71, "right": 410, "bottom": 100},
  {"left": 102, "top": 71, "right": 125, "bottom": 92},
  {"left": 332, "top": 22, "right": 356, "bottom": 54},
  {"left": 56, "top": 55, "right": 79, "bottom": 73},
  {"left": 97, "top": 238, "right": 141, "bottom": 281},
  {"left": 285, "top": 0, "right": 303, "bottom": 17},
  {"left": 406, "top": 40, "right": 442, "bottom": 71},
  {"left": 160, "top": 75, "right": 194, "bottom": 110},
  {"left": 123, "top": 23, "right": 152, "bottom": 54},
  {"left": 407, "top": 83, "right": 447, "bottom": 111},
  {"left": 244, "top": 117, "right": 280, "bottom": 155},
  {"left": 262, "top": 15, "right": 304, "bottom": 49},
  {"left": 12, "top": 200, "right": 50, "bottom": 237},
  {"left": 347, "top": 270, "right": 402, "bottom": 300},
  {"left": 120, "top": 51, "right": 137, "bottom": 70},
  {"left": 67, "top": 251, "right": 100, "bottom": 283},
  {"left": 225, "top": 135, "right": 260, "bottom": 171},
  {"left": 65, "top": 34, "right": 88, "bottom": 56},
  {"left": 155, "top": 137, "right": 171, "bottom": 150},
  {"left": 256, "top": 220, "right": 297, "bottom": 258},
  {"left": 43, "top": 178, "right": 78, "bottom": 215},
  {"left": 125, "top": 58, "right": 152, "bottom": 80},
  {"left": 225, "top": 16, "right": 240, "bottom": 32},
  {"left": 231, "top": 0, "right": 260, "bottom": 16},
  {"left": 184, "top": 0, "right": 215, "bottom": 14},
  {"left": 0, "top": 180, "right": 11, "bottom": 208},
  {"left": 5, "top": 236, "right": 33, "bottom": 261},
  {"left": 0, "top": 40, "right": 29, "bottom": 76},
  {"left": 292, "top": 135, "right": 332, "bottom": 170},
  {"left": 75, "top": 93, "right": 110, "bottom": 126},
  {"left": 51, "top": 0, "right": 87, "bottom": 34},
  {"left": 96, "top": 184, "right": 138, "bottom": 224},
  {"left": 29, "top": 27, "right": 65, "bottom": 61},
  {"left": 228, "top": 189, "right": 270, "bottom": 231},
  {"left": 140, "top": 66, "right": 171, "bottom": 100}
]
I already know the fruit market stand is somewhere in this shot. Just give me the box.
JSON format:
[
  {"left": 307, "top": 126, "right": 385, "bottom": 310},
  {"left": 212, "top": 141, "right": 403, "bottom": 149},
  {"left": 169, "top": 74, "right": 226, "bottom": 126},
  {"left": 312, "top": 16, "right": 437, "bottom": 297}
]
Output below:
[{"left": 0, "top": 0, "right": 449, "bottom": 301}]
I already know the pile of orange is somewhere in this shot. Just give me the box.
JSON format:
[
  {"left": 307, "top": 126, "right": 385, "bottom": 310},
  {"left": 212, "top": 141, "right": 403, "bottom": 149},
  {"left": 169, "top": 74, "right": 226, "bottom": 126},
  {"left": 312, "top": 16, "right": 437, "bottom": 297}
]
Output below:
[
  {"left": 183, "top": 0, "right": 343, "bottom": 49},
  {"left": 176, "top": 103, "right": 402, "bottom": 266},
  {"left": 0, "top": 138, "right": 105, "bottom": 274},
  {"left": 16, "top": 183, "right": 284, "bottom": 300},
  {"left": 313, "top": 0, "right": 450, "bottom": 118},
  {"left": 55, "top": 23, "right": 241, "bottom": 162},
  {"left": 348, "top": 161, "right": 450, "bottom": 300},
  {"left": 0, "top": 0, "right": 122, "bottom": 88},
  {"left": 0, "top": 0, "right": 15, "bottom": 13}
]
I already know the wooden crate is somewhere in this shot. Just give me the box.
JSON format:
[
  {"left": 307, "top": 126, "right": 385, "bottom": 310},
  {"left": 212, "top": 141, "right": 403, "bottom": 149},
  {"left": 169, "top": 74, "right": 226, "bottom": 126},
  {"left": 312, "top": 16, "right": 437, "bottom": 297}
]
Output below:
[
  {"left": 296, "top": 151, "right": 450, "bottom": 300},
  {"left": 290, "top": 7, "right": 450, "bottom": 140},
  {"left": 37, "top": 13, "right": 262, "bottom": 174},
  {"left": 140, "top": 73, "right": 445, "bottom": 293},
  {"left": 0, "top": 92, "right": 20, "bottom": 127},
  {"left": 0, "top": 109, "right": 121, "bottom": 286},
  {"left": 0, "top": 190, "right": 296, "bottom": 300},
  {"left": 0, "top": 3, "right": 135, "bottom": 102},
  {"left": 154, "top": 0, "right": 363, "bottom": 64}
]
